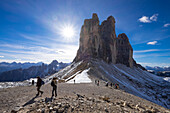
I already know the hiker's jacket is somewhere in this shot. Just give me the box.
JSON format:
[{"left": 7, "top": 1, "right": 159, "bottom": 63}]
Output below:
[{"left": 37, "top": 78, "right": 42, "bottom": 87}]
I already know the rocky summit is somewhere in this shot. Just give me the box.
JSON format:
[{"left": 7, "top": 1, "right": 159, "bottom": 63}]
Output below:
[{"left": 74, "top": 13, "right": 136, "bottom": 67}]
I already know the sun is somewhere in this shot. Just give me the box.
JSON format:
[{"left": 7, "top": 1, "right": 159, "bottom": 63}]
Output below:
[
  {"left": 60, "top": 24, "right": 76, "bottom": 40},
  {"left": 61, "top": 26, "right": 75, "bottom": 38}
]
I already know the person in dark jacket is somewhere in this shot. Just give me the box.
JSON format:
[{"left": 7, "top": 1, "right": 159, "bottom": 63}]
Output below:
[
  {"left": 110, "top": 83, "right": 113, "bottom": 87},
  {"left": 36, "top": 76, "right": 43, "bottom": 96},
  {"left": 32, "top": 80, "right": 34, "bottom": 85},
  {"left": 51, "top": 77, "right": 58, "bottom": 97},
  {"left": 97, "top": 80, "right": 99, "bottom": 86}
]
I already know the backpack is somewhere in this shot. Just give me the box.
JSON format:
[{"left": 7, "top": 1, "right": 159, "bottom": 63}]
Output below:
[
  {"left": 41, "top": 80, "right": 45, "bottom": 85},
  {"left": 51, "top": 81, "right": 55, "bottom": 86}
]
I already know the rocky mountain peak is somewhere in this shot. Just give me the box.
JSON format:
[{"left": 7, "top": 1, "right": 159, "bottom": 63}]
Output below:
[
  {"left": 107, "top": 15, "right": 116, "bottom": 23},
  {"left": 50, "top": 60, "right": 58, "bottom": 65},
  {"left": 84, "top": 13, "right": 99, "bottom": 28},
  {"left": 74, "top": 13, "right": 138, "bottom": 68},
  {"left": 92, "top": 13, "right": 99, "bottom": 20},
  {"left": 118, "top": 33, "right": 128, "bottom": 39}
]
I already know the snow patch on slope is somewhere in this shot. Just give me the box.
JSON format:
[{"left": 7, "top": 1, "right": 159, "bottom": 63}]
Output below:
[
  {"left": 0, "top": 82, "right": 29, "bottom": 89},
  {"left": 164, "top": 77, "right": 170, "bottom": 82},
  {"left": 43, "top": 61, "right": 83, "bottom": 83},
  {"left": 27, "top": 78, "right": 37, "bottom": 83},
  {"left": 67, "top": 68, "right": 92, "bottom": 83}
]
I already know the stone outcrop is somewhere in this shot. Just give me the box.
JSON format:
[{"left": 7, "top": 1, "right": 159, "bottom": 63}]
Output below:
[{"left": 74, "top": 13, "right": 136, "bottom": 67}]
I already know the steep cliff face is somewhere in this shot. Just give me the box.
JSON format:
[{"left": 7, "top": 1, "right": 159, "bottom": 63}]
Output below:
[
  {"left": 116, "top": 33, "right": 133, "bottom": 67},
  {"left": 74, "top": 13, "right": 135, "bottom": 67}
]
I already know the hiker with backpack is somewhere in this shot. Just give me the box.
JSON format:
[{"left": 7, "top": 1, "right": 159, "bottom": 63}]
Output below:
[
  {"left": 106, "top": 81, "right": 109, "bottom": 87},
  {"left": 36, "top": 76, "right": 44, "bottom": 96},
  {"left": 115, "top": 83, "right": 119, "bottom": 89},
  {"left": 51, "top": 77, "right": 58, "bottom": 97}
]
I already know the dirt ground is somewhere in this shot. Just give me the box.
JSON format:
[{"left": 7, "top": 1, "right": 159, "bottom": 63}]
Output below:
[{"left": 0, "top": 82, "right": 169, "bottom": 112}]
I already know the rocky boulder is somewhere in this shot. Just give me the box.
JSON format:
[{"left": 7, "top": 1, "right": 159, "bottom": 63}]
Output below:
[{"left": 74, "top": 13, "right": 137, "bottom": 67}]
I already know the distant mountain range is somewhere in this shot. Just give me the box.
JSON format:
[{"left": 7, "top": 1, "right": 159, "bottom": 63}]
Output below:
[
  {"left": 0, "top": 60, "right": 69, "bottom": 82},
  {"left": 0, "top": 60, "right": 169, "bottom": 82},
  {"left": 0, "top": 62, "right": 43, "bottom": 73},
  {"left": 145, "top": 66, "right": 170, "bottom": 72}
]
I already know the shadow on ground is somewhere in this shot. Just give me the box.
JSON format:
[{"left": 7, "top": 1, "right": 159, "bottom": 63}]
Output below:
[{"left": 23, "top": 96, "right": 38, "bottom": 107}]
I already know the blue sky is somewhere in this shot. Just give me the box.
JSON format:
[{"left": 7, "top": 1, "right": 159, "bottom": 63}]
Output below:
[{"left": 0, "top": 0, "right": 170, "bottom": 66}]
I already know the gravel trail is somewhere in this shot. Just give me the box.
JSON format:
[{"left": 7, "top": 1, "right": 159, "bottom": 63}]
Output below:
[{"left": 0, "top": 83, "right": 169, "bottom": 112}]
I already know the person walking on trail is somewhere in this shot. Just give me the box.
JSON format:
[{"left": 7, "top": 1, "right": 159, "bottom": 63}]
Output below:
[
  {"left": 51, "top": 77, "right": 58, "bottom": 97},
  {"left": 106, "top": 81, "right": 109, "bottom": 87},
  {"left": 110, "top": 83, "right": 113, "bottom": 87},
  {"left": 97, "top": 80, "right": 99, "bottom": 86},
  {"left": 36, "top": 76, "right": 44, "bottom": 96},
  {"left": 115, "top": 83, "right": 119, "bottom": 89},
  {"left": 32, "top": 80, "right": 34, "bottom": 85}
]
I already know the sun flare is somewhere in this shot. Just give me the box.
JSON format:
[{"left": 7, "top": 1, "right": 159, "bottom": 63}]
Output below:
[
  {"left": 61, "top": 26, "right": 75, "bottom": 38},
  {"left": 60, "top": 24, "right": 76, "bottom": 40}
]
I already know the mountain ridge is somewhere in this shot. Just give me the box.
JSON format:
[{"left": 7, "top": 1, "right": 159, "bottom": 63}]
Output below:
[
  {"left": 0, "top": 62, "right": 43, "bottom": 73},
  {"left": 145, "top": 66, "right": 170, "bottom": 72},
  {"left": 0, "top": 60, "right": 69, "bottom": 82}
]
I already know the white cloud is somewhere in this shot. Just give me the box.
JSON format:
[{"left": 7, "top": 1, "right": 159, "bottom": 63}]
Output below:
[
  {"left": 0, "top": 43, "right": 78, "bottom": 64},
  {"left": 134, "top": 49, "right": 159, "bottom": 53},
  {"left": 147, "top": 41, "right": 157, "bottom": 45},
  {"left": 0, "top": 56, "right": 4, "bottom": 58},
  {"left": 0, "top": 44, "right": 25, "bottom": 49},
  {"left": 134, "top": 49, "right": 170, "bottom": 53},
  {"left": 163, "top": 23, "right": 170, "bottom": 27},
  {"left": 139, "top": 62, "right": 170, "bottom": 67},
  {"left": 134, "top": 53, "right": 170, "bottom": 59},
  {"left": 138, "top": 14, "right": 158, "bottom": 23},
  {"left": 138, "top": 16, "right": 151, "bottom": 23},
  {"left": 150, "top": 14, "right": 158, "bottom": 21}
]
